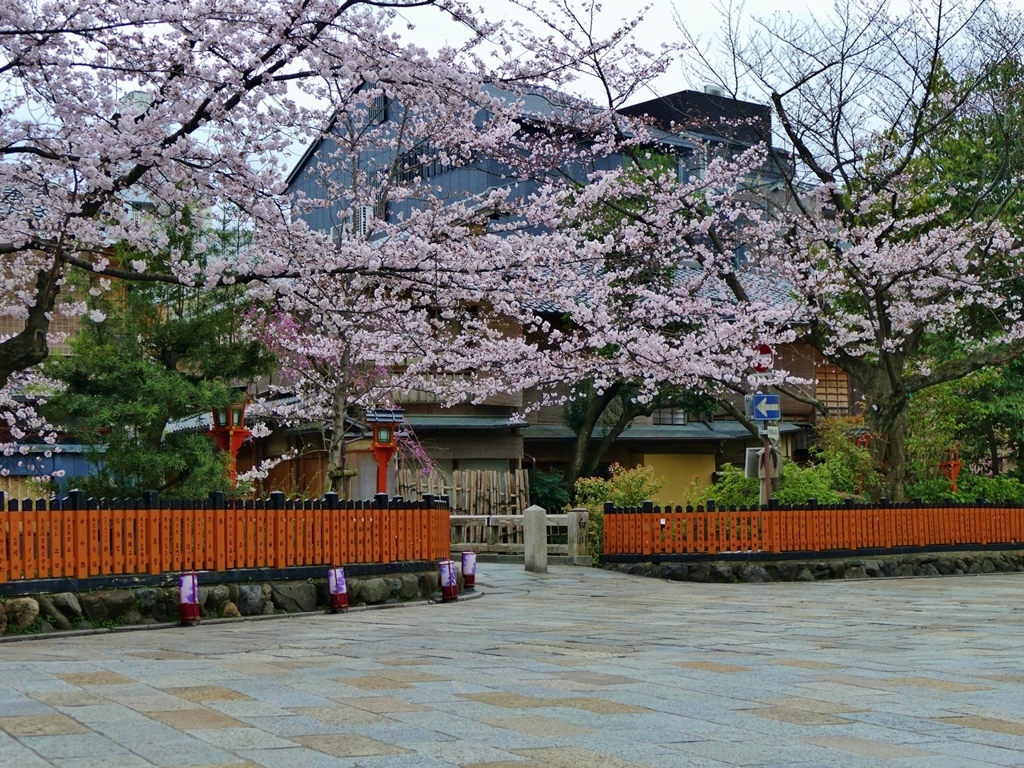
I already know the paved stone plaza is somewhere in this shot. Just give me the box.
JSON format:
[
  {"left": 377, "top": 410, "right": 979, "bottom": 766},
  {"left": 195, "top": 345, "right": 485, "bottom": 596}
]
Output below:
[{"left": 1, "top": 565, "right": 1024, "bottom": 767}]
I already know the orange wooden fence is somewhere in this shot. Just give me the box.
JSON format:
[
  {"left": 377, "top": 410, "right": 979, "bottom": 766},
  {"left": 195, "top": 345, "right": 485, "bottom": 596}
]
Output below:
[
  {"left": 0, "top": 491, "right": 450, "bottom": 583},
  {"left": 602, "top": 500, "right": 1024, "bottom": 559}
]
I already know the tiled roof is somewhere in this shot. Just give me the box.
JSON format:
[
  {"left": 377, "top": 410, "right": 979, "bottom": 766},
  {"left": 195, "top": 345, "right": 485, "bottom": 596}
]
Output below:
[{"left": 619, "top": 90, "right": 773, "bottom": 147}]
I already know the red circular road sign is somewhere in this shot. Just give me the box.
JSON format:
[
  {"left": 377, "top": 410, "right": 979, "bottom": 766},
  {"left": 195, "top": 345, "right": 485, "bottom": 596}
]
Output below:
[{"left": 752, "top": 343, "right": 774, "bottom": 373}]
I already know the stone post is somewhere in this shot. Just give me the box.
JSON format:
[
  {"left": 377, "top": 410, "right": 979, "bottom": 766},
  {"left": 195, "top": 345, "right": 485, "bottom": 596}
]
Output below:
[
  {"left": 567, "top": 508, "right": 589, "bottom": 565},
  {"left": 523, "top": 504, "right": 548, "bottom": 573}
]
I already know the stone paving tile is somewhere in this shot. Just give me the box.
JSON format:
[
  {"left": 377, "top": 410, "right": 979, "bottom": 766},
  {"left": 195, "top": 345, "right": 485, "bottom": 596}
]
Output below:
[
  {"left": 769, "top": 659, "right": 845, "bottom": 670},
  {"left": 235, "top": 747, "right": 359, "bottom": 768},
  {"left": 291, "top": 733, "right": 408, "bottom": 757},
  {"left": 187, "top": 726, "right": 296, "bottom": 750},
  {"left": 19, "top": 733, "right": 134, "bottom": 759},
  {"left": 145, "top": 709, "right": 249, "bottom": 730},
  {"left": 31, "top": 690, "right": 109, "bottom": 708},
  {"left": 887, "top": 677, "right": 991, "bottom": 692},
  {"left": 509, "top": 746, "right": 652, "bottom": 767},
  {"left": 910, "top": 738, "right": 1024, "bottom": 766},
  {"left": 479, "top": 714, "right": 594, "bottom": 737},
  {"left": 736, "top": 707, "right": 854, "bottom": 726},
  {"left": 288, "top": 705, "right": 391, "bottom": 725},
  {"left": 803, "top": 735, "right": 938, "bottom": 758},
  {"left": 674, "top": 661, "right": 752, "bottom": 674},
  {"left": 331, "top": 696, "right": 430, "bottom": 714},
  {"left": 933, "top": 714, "right": 1024, "bottom": 736},
  {"left": 163, "top": 687, "right": 253, "bottom": 703},
  {"left": 0, "top": 741, "right": 58, "bottom": 768},
  {"left": 0, "top": 713, "right": 90, "bottom": 736},
  {"left": 331, "top": 676, "right": 410, "bottom": 691},
  {"left": 58, "top": 671, "right": 135, "bottom": 686},
  {"left": 204, "top": 700, "right": 295, "bottom": 719},
  {"left": 52, "top": 756, "right": 159, "bottom": 768},
  {"left": 126, "top": 738, "right": 241, "bottom": 768},
  {"left": 414, "top": 739, "right": 524, "bottom": 765}
]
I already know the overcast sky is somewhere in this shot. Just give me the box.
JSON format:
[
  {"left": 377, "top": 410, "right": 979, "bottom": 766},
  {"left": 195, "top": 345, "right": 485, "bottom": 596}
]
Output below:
[{"left": 392, "top": 1, "right": 820, "bottom": 105}]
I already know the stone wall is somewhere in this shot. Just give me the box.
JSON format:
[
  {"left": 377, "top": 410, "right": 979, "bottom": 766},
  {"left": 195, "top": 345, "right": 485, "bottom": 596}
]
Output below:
[
  {"left": 605, "top": 551, "right": 1024, "bottom": 584},
  {"left": 0, "top": 569, "right": 454, "bottom": 637}
]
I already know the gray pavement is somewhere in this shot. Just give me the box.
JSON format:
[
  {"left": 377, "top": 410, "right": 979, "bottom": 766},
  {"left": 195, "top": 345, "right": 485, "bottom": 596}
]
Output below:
[{"left": 1, "top": 565, "right": 1024, "bottom": 767}]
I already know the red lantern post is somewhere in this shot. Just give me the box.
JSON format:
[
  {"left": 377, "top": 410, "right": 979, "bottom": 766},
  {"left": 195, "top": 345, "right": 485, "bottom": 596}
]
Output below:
[
  {"left": 365, "top": 408, "right": 405, "bottom": 496},
  {"left": 206, "top": 395, "right": 252, "bottom": 487}
]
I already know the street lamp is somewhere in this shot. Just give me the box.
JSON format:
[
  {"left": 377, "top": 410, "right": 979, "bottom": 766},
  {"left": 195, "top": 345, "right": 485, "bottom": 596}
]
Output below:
[
  {"left": 206, "top": 392, "right": 252, "bottom": 487},
  {"left": 364, "top": 407, "right": 405, "bottom": 496}
]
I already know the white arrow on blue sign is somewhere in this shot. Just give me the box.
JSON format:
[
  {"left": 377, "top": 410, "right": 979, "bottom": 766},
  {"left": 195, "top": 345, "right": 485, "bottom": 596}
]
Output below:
[{"left": 751, "top": 393, "right": 781, "bottom": 421}]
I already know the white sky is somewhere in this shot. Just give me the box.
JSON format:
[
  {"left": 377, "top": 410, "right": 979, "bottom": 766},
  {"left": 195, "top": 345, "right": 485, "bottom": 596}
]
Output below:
[{"left": 391, "top": 0, "right": 821, "bottom": 105}]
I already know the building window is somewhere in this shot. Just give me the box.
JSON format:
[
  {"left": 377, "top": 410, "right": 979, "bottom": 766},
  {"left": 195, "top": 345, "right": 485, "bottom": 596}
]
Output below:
[
  {"left": 653, "top": 407, "right": 688, "bottom": 425},
  {"left": 815, "top": 357, "right": 850, "bottom": 415},
  {"left": 368, "top": 92, "right": 389, "bottom": 124}
]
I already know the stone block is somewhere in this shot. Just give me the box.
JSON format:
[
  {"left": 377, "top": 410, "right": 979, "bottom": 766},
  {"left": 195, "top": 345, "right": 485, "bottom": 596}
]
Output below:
[
  {"left": 796, "top": 568, "right": 815, "bottom": 581},
  {"left": 419, "top": 570, "right": 440, "bottom": 596},
  {"left": 396, "top": 573, "right": 420, "bottom": 599},
  {"left": 0, "top": 601, "right": 6, "bottom": 634},
  {"left": 237, "top": 584, "right": 264, "bottom": 616},
  {"left": 204, "top": 584, "right": 231, "bottom": 612},
  {"left": 711, "top": 564, "right": 736, "bottom": 583},
  {"left": 222, "top": 602, "right": 241, "bottom": 618},
  {"left": 271, "top": 582, "right": 317, "bottom": 613},
  {"left": 132, "top": 588, "right": 160, "bottom": 611},
  {"left": 661, "top": 563, "right": 688, "bottom": 581},
  {"left": 688, "top": 563, "right": 712, "bottom": 582},
  {"left": 776, "top": 562, "right": 799, "bottom": 581},
  {"left": 121, "top": 609, "right": 143, "bottom": 626},
  {"left": 36, "top": 595, "right": 72, "bottom": 631},
  {"left": 51, "top": 592, "right": 82, "bottom": 619},
  {"left": 845, "top": 566, "right": 867, "bottom": 579},
  {"left": 80, "top": 589, "right": 134, "bottom": 623},
  {"left": 863, "top": 560, "right": 882, "bottom": 576},
  {"left": 739, "top": 565, "right": 769, "bottom": 583},
  {"left": 358, "top": 578, "right": 392, "bottom": 605},
  {"left": 5, "top": 597, "right": 39, "bottom": 631}
]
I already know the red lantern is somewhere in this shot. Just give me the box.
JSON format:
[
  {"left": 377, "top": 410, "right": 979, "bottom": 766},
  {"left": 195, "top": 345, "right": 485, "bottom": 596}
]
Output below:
[
  {"left": 461, "top": 550, "right": 477, "bottom": 591},
  {"left": 327, "top": 566, "right": 349, "bottom": 613},
  {"left": 178, "top": 572, "right": 201, "bottom": 626},
  {"left": 439, "top": 559, "right": 459, "bottom": 603}
]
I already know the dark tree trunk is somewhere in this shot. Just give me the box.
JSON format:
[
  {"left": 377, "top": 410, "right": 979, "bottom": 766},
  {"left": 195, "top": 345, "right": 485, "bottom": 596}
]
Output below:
[
  {"left": 862, "top": 378, "right": 910, "bottom": 501},
  {"left": 565, "top": 383, "right": 622, "bottom": 492},
  {"left": 0, "top": 266, "right": 62, "bottom": 389}
]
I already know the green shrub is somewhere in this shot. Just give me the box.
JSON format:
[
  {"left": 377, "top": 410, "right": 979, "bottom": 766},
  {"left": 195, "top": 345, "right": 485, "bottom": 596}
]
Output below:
[
  {"left": 777, "top": 462, "right": 843, "bottom": 506},
  {"left": 907, "top": 473, "right": 1024, "bottom": 504},
  {"left": 574, "top": 463, "right": 666, "bottom": 565},
  {"left": 709, "top": 463, "right": 759, "bottom": 508}
]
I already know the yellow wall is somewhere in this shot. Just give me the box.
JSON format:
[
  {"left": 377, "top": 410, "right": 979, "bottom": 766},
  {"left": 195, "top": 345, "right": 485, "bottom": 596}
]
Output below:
[{"left": 639, "top": 453, "right": 717, "bottom": 507}]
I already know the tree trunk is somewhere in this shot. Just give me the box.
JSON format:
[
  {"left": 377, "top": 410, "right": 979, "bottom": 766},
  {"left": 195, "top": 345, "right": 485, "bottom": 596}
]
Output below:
[
  {"left": 565, "top": 383, "right": 622, "bottom": 493},
  {"left": 988, "top": 425, "right": 1000, "bottom": 475},
  {"left": 0, "top": 265, "right": 63, "bottom": 389},
  {"left": 863, "top": 380, "right": 910, "bottom": 501},
  {"left": 324, "top": 380, "right": 350, "bottom": 497}
]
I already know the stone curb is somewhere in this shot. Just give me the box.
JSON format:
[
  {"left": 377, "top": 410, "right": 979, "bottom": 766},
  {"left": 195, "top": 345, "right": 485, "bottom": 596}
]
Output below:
[{"left": 0, "top": 590, "right": 485, "bottom": 644}]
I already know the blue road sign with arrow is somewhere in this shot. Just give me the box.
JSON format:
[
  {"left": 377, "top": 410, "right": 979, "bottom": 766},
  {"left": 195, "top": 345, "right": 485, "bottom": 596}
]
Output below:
[{"left": 751, "top": 393, "right": 781, "bottom": 421}]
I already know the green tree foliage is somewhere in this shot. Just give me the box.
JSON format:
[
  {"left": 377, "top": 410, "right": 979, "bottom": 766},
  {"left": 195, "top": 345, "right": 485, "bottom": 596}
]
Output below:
[
  {"left": 44, "top": 220, "right": 275, "bottom": 498},
  {"left": 529, "top": 469, "right": 571, "bottom": 514}
]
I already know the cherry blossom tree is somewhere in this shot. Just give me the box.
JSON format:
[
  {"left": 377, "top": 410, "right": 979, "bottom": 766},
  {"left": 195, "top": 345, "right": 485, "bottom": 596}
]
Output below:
[
  {"left": 682, "top": 0, "right": 1024, "bottom": 498},
  {"left": 2, "top": 0, "right": 791, "bottom": 478}
]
